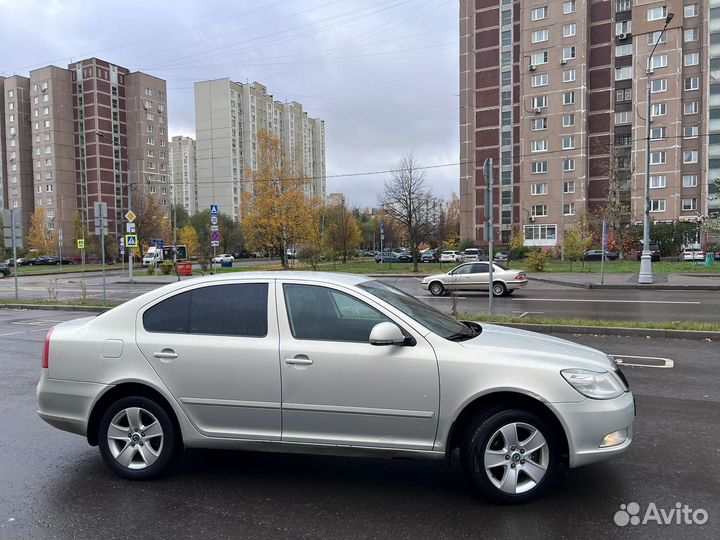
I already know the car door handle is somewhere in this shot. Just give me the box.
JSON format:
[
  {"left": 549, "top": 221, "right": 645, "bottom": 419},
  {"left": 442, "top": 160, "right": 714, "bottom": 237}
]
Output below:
[
  {"left": 285, "top": 357, "right": 313, "bottom": 366},
  {"left": 153, "top": 349, "right": 178, "bottom": 360}
]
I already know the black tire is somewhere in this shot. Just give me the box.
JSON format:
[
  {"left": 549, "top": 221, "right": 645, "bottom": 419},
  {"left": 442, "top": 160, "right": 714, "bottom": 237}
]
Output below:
[
  {"left": 98, "top": 396, "right": 180, "bottom": 480},
  {"left": 429, "top": 281, "right": 445, "bottom": 296},
  {"left": 491, "top": 281, "right": 507, "bottom": 297},
  {"left": 506, "top": 289, "right": 514, "bottom": 295},
  {"left": 461, "top": 408, "right": 560, "bottom": 504}
]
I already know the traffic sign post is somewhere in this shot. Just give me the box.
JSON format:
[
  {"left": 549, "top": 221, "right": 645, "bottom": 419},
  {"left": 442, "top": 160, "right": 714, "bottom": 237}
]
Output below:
[
  {"left": 380, "top": 218, "right": 385, "bottom": 274},
  {"left": 210, "top": 204, "right": 219, "bottom": 267},
  {"left": 93, "top": 202, "right": 108, "bottom": 304},
  {"left": 601, "top": 219, "right": 608, "bottom": 285},
  {"left": 125, "top": 235, "right": 138, "bottom": 248}
]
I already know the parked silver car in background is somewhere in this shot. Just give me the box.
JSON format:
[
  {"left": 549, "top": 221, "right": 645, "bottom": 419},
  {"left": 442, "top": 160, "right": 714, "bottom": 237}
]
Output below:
[
  {"left": 37, "top": 272, "right": 633, "bottom": 503},
  {"left": 422, "top": 262, "right": 528, "bottom": 297}
]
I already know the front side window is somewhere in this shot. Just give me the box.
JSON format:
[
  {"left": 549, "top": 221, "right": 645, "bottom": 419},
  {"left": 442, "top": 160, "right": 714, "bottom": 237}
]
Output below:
[
  {"left": 143, "top": 283, "right": 268, "bottom": 336},
  {"left": 284, "top": 284, "right": 390, "bottom": 342}
]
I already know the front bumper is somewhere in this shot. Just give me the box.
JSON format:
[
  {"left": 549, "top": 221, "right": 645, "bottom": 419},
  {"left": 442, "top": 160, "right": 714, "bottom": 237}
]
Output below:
[
  {"left": 36, "top": 377, "right": 111, "bottom": 437},
  {"left": 550, "top": 391, "right": 635, "bottom": 468}
]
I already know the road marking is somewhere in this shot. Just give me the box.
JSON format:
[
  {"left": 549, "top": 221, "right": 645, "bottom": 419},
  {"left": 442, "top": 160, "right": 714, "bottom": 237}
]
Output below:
[
  {"left": 0, "top": 328, "right": 50, "bottom": 337},
  {"left": 10, "top": 319, "right": 63, "bottom": 326},
  {"left": 612, "top": 354, "right": 674, "bottom": 369},
  {"left": 514, "top": 298, "right": 700, "bottom": 305},
  {"left": 512, "top": 311, "right": 544, "bottom": 318},
  {"left": 423, "top": 296, "right": 467, "bottom": 300}
]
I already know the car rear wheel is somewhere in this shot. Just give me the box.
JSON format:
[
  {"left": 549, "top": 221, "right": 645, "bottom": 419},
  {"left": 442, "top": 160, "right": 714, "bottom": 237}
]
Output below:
[
  {"left": 429, "top": 281, "right": 445, "bottom": 296},
  {"left": 461, "top": 408, "right": 560, "bottom": 504},
  {"left": 98, "top": 396, "right": 179, "bottom": 480},
  {"left": 492, "top": 282, "right": 507, "bottom": 297}
]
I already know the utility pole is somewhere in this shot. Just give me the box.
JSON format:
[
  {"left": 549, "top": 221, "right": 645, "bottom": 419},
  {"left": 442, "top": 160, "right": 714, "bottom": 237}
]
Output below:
[
  {"left": 483, "top": 158, "right": 494, "bottom": 315},
  {"left": 128, "top": 168, "right": 134, "bottom": 283},
  {"left": 561, "top": 161, "right": 566, "bottom": 262}
]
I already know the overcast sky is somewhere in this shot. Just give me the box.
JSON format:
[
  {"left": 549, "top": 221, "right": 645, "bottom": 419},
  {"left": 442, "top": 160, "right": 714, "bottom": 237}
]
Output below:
[{"left": 0, "top": 0, "right": 459, "bottom": 208}]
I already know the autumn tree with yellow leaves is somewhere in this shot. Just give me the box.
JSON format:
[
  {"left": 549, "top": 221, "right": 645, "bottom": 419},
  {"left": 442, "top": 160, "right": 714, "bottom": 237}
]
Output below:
[
  {"left": 242, "top": 129, "right": 320, "bottom": 268},
  {"left": 178, "top": 224, "right": 200, "bottom": 259},
  {"left": 325, "top": 198, "right": 361, "bottom": 263},
  {"left": 27, "top": 208, "right": 52, "bottom": 255}
]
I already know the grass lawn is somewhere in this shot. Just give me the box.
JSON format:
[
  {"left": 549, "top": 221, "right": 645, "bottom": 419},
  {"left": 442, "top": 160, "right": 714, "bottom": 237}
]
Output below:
[
  {"left": 9, "top": 263, "right": 123, "bottom": 276},
  {"left": 528, "top": 259, "right": 719, "bottom": 273}
]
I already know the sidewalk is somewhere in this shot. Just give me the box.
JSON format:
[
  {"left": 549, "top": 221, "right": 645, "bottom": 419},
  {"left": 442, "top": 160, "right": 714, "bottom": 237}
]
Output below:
[{"left": 529, "top": 272, "right": 720, "bottom": 290}]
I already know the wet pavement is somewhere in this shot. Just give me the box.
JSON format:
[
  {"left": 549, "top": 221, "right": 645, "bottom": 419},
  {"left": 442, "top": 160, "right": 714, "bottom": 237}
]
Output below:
[{"left": 0, "top": 309, "right": 719, "bottom": 539}]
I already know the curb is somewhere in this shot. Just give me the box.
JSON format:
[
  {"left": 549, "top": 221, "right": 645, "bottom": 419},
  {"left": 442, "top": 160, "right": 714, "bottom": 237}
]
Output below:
[
  {"left": 528, "top": 276, "right": 720, "bottom": 291},
  {"left": 1, "top": 304, "right": 716, "bottom": 340}
]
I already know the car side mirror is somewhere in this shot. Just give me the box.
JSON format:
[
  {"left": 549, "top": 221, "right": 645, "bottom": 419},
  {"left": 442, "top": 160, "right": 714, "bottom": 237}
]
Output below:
[{"left": 369, "top": 322, "right": 406, "bottom": 346}]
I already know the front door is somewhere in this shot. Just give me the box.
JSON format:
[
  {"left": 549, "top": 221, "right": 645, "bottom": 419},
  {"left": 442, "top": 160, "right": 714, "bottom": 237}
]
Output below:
[
  {"left": 136, "top": 281, "right": 282, "bottom": 440},
  {"left": 277, "top": 281, "right": 440, "bottom": 450}
]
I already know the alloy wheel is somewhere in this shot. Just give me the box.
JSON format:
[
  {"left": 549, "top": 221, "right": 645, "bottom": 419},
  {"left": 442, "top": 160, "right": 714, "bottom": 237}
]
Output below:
[
  {"left": 106, "top": 407, "right": 164, "bottom": 470},
  {"left": 483, "top": 422, "right": 549, "bottom": 494}
]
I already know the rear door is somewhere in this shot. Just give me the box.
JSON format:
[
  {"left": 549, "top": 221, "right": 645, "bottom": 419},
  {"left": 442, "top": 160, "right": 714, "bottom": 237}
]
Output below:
[
  {"left": 136, "top": 281, "right": 282, "bottom": 440},
  {"left": 468, "top": 262, "right": 490, "bottom": 290}
]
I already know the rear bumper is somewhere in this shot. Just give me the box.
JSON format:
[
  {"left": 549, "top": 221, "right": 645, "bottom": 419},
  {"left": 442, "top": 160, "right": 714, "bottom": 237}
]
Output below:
[
  {"left": 550, "top": 391, "right": 635, "bottom": 468},
  {"left": 36, "top": 377, "right": 110, "bottom": 437}
]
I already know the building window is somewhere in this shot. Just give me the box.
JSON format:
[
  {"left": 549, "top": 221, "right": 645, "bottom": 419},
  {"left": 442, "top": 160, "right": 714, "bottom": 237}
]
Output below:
[
  {"left": 683, "top": 126, "right": 699, "bottom": 139},
  {"left": 615, "top": 66, "right": 633, "bottom": 80},
  {"left": 531, "top": 117, "right": 548, "bottom": 131},
  {"left": 502, "top": 131, "right": 512, "bottom": 145},
  {"left": 616, "top": 44, "right": 633, "bottom": 56},
  {"left": 650, "top": 151, "right": 666, "bottom": 165},
  {"left": 563, "top": 203, "right": 575, "bottom": 216},
  {"left": 147, "top": 137, "right": 155, "bottom": 145},
  {"left": 502, "top": 71, "right": 512, "bottom": 86},
  {"left": 531, "top": 139, "right": 549, "bottom": 152},
  {"left": 617, "top": 0, "right": 632, "bottom": 12},
  {"left": 563, "top": 1, "right": 576, "bottom": 14},
  {"left": 562, "top": 46, "right": 576, "bottom": 61},
  {"left": 502, "top": 151, "right": 512, "bottom": 166},
  {"left": 531, "top": 29, "right": 549, "bottom": 43},
  {"left": 682, "top": 175, "right": 698, "bottom": 187},
  {"left": 44, "top": 145, "right": 52, "bottom": 154},
  {"left": 562, "top": 136, "right": 575, "bottom": 150},
  {"left": 531, "top": 51, "right": 549, "bottom": 65},
  {"left": 501, "top": 9, "right": 512, "bottom": 25},
  {"left": 8, "top": 102, "right": 14, "bottom": 110},
  {"left": 531, "top": 161, "right": 548, "bottom": 174},
  {"left": 531, "top": 204, "right": 548, "bottom": 217},
  {"left": 501, "top": 191, "right": 512, "bottom": 204},
  {"left": 651, "top": 79, "right": 667, "bottom": 93},
  {"left": 564, "top": 180, "right": 576, "bottom": 193},
  {"left": 502, "top": 30, "right": 512, "bottom": 46},
  {"left": 531, "top": 183, "right": 548, "bottom": 195},
  {"left": 562, "top": 114, "right": 575, "bottom": 127},
  {"left": 647, "top": 6, "right": 667, "bottom": 21},
  {"left": 562, "top": 91, "right": 575, "bottom": 105},
  {"left": 563, "top": 69, "right": 576, "bottom": 82},
  {"left": 563, "top": 159, "right": 576, "bottom": 172},
  {"left": 650, "top": 127, "right": 666, "bottom": 140},
  {"left": 532, "top": 73, "right": 549, "bottom": 87},
  {"left": 684, "top": 77, "right": 700, "bottom": 91},
  {"left": 684, "top": 101, "right": 699, "bottom": 115},
  {"left": 146, "top": 112, "right": 154, "bottom": 121},
  {"left": 650, "top": 199, "right": 666, "bottom": 212},
  {"left": 524, "top": 224, "right": 556, "bottom": 242},
  {"left": 684, "top": 4, "right": 698, "bottom": 18},
  {"left": 684, "top": 28, "right": 699, "bottom": 42},
  {"left": 501, "top": 90, "right": 512, "bottom": 106},
  {"left": 684, "top": 52, "right": 700, "bottom": 67},
  {"left": 502, "top": 111, "right": 512, "bottom": 126},
  {"left": 532, "top": 95, "right": 548, "bottom": 109},
  {"left": 682, "top": 198, "right": 697, "bottom": 211},
  {"left": 147, "top": 125, "right": 154, "bottom": 133},
  {"left": 43, "top": 107, "right": 49, "bottom": 115},
  {"left": 501, "top": 51, "right": 512, "bottom": 67},
  {"left": 7, "top": 89, "right": 13, "bottom": 98},
  {"left": 649, "top": 54, "right": 667, "bottom": 69},
  {"left": 647, "top": 30, "right": 667, "bottom": 46},
  {"left": 651, "top": 103, "right": 667, "bottom": 117},
  {"left": 650, "top": 175, "right": 667, "bottom": 189},
  {"left": 531, "top": 6, "right": 548, "bottom": 20},
  {"left": 683, "top": 150, "right": 698, "bottom": 164},
  {"left": 43, "top": 120, "right": 50, "bottom": 128},
  {"left": 616, "top": 20, "right": 632, "bottom": 35},
  {"left": 563, "top": 24, "right": 576, "bottom": 37}
]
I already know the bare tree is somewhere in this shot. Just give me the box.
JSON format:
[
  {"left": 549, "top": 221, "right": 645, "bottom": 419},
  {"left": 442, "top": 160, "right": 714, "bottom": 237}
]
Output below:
[{"left": 379, "top": 153, "right": 436, "bottom": 272}]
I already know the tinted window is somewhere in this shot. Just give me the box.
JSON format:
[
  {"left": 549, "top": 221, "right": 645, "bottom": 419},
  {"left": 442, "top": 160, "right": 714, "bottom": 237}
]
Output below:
[
  {"left": 471, "top": 263, "right": 489, "bottom": 273},
  {"left": 143, "top": 283, "right": 268, "bottom": 337},
  {"left": 143, "top": 290, "right": 191, "bottom": 333},
  {"left": 452, "top": 265, "right": 474, "bottom": 275},
  {"left": 284, "top": 284, "right": 390, "bottom": 342}
]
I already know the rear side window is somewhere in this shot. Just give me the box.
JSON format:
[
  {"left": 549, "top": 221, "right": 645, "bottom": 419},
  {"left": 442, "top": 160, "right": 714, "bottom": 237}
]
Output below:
[{"left": 143, "top": 283, "right": 268, "bottom": 337}]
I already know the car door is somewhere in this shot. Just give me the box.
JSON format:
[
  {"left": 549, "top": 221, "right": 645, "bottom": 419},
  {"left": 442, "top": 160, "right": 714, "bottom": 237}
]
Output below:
[
  {"left": 447, "top": 263, "right": 476, "bottom": 290},
  {"left": 135, "top": 281, "right": 282, "bottom": 440},
  {"left": 276, "top": 281, "right": 440, "bottom": 450},
  {"left": 468, "top": 262, "right": 490, "bottom": 290}
]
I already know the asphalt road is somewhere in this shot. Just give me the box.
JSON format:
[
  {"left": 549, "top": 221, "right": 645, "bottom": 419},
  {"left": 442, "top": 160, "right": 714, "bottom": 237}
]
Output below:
[
  {"left": 0, "top": 309, "right": 718, "bottom": 540},
  {"left": 1, "top": 272, "right": 719, "bottom": 323}
]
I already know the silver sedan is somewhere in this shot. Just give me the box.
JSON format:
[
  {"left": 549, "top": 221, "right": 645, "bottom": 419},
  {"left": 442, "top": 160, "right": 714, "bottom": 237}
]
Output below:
[
  {"left": 422, "top": 262, "right": 528, "bottom": 297},
  {"left": 37, "top": 272, "right": 633, "bottom": 504}
]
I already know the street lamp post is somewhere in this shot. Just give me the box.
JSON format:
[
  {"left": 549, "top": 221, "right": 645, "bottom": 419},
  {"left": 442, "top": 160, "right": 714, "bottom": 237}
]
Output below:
[{"left": 639, "top": 12, "right": 674, "bottom": 284}]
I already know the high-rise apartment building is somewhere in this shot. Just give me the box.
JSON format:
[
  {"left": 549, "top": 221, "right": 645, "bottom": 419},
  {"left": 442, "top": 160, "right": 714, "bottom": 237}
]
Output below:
[
  {"left": 708, "top": 1, "right": 720, "bottom": 242},
  {"left": 194, "top": 79, "right": 325, "bottom": 220},
  {"left": 460, "top": 0, "right": 712, "bottom": 248},
  {"left": 1, "top": 58, "right": 168, "bottom": 256},
  {"left": 169, "top": 136, "right": 198, "bottom": 215}
]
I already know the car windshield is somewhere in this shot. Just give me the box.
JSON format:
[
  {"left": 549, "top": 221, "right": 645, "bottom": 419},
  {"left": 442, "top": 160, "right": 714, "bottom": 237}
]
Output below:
[{"left": 358, "top": 280, "right": 476, "bottom": 341}]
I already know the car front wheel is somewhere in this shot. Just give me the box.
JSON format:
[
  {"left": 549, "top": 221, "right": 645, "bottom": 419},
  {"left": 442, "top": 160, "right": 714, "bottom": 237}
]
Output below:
[
  {"left": 429, "top": 281, "right": 445, "bottom": 296},
  {"left": 461, "top": 408, "right": 560, "bottom": 504},
  {"left": 492, "top": 282, "right": 507, "bottom": 297},
  {"left": 98, "top": 396, "right": 179, "bottom": 480}
]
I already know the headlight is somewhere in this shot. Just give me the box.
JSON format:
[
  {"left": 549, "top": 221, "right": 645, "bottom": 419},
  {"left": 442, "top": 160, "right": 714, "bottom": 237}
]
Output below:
[{"left": 561, "top": 369, "right": 625, "bottom": 400}]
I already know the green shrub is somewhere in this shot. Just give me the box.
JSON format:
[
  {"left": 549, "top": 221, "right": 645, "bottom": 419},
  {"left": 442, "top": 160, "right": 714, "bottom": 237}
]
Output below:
[
  {"left": 198, "top": 258, "right": 210, "bottom": 271},
  {"left": 145, "top": 264, "right": 155, "bottom": 276},
  {"left": 160, "top": 261, "right": 174, "bottom": 275},
  {"left": 526, "top": 249, "right": 549, "bottom": 272}
]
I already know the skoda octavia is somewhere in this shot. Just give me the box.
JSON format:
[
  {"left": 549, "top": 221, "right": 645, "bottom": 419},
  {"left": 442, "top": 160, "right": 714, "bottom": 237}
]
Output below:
[{"left": 37, "top": 272, "right": 634, "bottom": 503}]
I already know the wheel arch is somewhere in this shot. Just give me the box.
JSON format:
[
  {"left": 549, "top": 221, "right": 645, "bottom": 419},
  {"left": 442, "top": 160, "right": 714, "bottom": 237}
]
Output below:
[
  {"left": 87, "top": 382, "right": 182, "bottom": 447},
  {"left": 445, "top": 391, "right": 569, "bottom": 465}
]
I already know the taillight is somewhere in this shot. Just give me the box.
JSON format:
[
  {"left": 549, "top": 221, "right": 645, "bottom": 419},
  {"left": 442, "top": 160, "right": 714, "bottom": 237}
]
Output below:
[
  {"left": 42, "top": 328, "right": 53, "bottom": 369},
  {"left": 515, "top": 273, "right": 527, "bottom": 280}
]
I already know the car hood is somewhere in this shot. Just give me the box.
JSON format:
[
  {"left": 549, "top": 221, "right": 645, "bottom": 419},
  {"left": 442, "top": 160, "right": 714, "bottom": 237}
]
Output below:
[
  {"left": 422, "top": 272, "right": 450, "bottom": 282},
  {"left": 459, "top": 323, "right": 614, "bottom": 371}
]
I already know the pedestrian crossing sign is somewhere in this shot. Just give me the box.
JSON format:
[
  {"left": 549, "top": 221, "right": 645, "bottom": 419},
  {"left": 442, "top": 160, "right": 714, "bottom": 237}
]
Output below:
[
  {"left": 77, "top": 239, "right": 85, "bottom": 250},
  {"left": 125, "top": 235, "right": 138, "bottom": 248}
]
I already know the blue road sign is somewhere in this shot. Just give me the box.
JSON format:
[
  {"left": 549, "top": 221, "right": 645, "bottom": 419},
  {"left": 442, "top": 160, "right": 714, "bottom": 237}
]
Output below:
[
  {"left": 210, "top": 204, "right": 218, "bottom": 215},
  {"left": 380, "top": 218, "right": 385, "bottom": 233}
]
